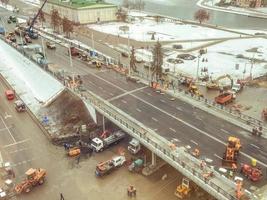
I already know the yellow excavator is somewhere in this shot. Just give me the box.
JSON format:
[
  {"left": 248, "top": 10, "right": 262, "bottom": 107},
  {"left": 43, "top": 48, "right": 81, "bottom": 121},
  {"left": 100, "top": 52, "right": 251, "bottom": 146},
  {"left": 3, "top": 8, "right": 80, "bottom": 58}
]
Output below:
[
  {"left": 174, "top": 178, "right": 191, "bottom": 199},
  {"left": 206, "top": 74, "right": 233, "bottom": 90}
]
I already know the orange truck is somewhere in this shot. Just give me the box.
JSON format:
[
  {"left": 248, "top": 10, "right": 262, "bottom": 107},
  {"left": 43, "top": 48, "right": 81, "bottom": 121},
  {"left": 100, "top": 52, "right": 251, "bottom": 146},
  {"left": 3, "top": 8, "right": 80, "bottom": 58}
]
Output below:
[{"left": 215, "top": 92, "right": 235, "bottom": 105}]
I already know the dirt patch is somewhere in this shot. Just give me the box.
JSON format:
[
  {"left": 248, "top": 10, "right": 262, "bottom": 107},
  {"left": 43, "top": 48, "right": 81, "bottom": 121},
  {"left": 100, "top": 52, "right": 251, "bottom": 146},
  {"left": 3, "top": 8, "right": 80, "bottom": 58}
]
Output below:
[{"left": 38, "top": 89, "right": 98, "bottom": 144}]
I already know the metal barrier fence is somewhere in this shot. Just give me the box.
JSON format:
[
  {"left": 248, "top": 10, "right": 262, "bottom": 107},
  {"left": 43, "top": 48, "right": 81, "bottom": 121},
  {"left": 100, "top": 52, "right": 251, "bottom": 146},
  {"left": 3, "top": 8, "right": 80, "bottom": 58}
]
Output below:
[{"left": 0, "top": 35, "right": 257, "bottom": 200}]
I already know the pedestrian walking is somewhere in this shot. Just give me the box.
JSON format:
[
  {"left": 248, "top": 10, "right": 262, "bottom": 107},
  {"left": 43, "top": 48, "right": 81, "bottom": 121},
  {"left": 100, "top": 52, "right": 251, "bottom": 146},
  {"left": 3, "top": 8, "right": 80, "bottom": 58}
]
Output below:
[
  {"left": 60, "top": 193, "right": 65, "bottom": 200},
  {"left": 76, "top": 155, "right": 81, "bottom": 164}
]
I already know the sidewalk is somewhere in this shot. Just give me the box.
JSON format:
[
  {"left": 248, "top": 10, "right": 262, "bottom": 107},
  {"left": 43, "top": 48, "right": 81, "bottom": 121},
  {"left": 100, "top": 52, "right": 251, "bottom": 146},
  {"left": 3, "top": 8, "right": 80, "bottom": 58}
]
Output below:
[{"left": 197, "top": 0, "right": 267, "bottom": 19}]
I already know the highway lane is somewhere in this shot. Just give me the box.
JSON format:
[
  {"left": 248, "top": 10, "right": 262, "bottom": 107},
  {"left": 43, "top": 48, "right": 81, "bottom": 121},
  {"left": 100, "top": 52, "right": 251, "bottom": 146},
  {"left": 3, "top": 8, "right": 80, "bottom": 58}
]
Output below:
[{"left": 42, "top": 42, "right": 267, "bottom": 168}]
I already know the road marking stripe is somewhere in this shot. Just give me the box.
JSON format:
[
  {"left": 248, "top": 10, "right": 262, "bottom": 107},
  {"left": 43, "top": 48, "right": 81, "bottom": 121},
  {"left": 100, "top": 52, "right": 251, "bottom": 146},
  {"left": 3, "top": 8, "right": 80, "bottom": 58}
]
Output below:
[
  {"left": 169, "top": 128, "right": 176, "bottom": 133},
  {"left": 250, "top": 144, "right": 260, "bottom": 149},
  {"left": 3, "top": 139, "right": 30, "bottom": 148},
  {"left": 214, "top": 154, "right": 223, "bottom": 160},
  {"left": 152, "top": 117, "right": 158, "bottom": 122},
  {"left": 108, "top": 86, "right": 148, "bottom": 101},
  {"left": 109, "top": 93, "right": 114, "bottom": 96},
  {"left": 0, "top": 116, "right": 15, "bottom": 143},
  {"left": 136, "top": 108, "right": 142, "bottom": 112},
  {"left": 8, "top": 147, "right": 31, "bottom": 154},
  {"left": 147, "top": 92, "right": 152, "bottom": 96},
  {"left": 190, "top": 140, "right": 198, "bottom": 145},
  {"left": 0, "top": 127, "right": 12, "bottom": 132},
  {"left": 176, "top": 107, "right": 182, "bottom": 111},
  {"left": 121, "top": 100, "right": 127, "bottom": 104},
  {"left": 220, "top": 129, "right": 231, "bottom": 135},
  {"left": 160, "top": 99, "right": 166, "bottom": 103},
  {"left": 13, "top": 158, "right": 36, "bottom": 167}
]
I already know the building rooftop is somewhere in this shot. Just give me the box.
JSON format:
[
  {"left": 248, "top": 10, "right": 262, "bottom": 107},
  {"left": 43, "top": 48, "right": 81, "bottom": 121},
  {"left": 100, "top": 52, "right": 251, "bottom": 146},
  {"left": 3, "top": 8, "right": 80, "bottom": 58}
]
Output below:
[{"left": 48, "top": 0, "right": 117, "bottom": 9}]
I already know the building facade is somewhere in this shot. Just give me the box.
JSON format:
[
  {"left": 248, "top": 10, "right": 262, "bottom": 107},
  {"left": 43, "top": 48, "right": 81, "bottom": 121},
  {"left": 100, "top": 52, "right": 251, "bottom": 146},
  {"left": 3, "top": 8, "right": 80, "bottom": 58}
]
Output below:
[{"left": 43, "top": 0, "right": 118, "bottom": 24}]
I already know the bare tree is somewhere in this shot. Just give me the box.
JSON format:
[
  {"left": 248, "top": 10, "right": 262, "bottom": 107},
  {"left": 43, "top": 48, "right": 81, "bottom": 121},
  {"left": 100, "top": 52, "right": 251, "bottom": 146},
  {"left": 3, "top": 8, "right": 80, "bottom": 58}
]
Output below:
[
  {"left": 116, "top": 8, "right": 127, "bottom": 22},
  {"left": 194, "top": 9, "right": 210, "bottom": 24},
  {"left": 62, "top": 17, "right": 74, "bottom": 38},
  {"left": 39, "top": 10, "right": 46, "bottom": 28},
  {"left": 154, "top": 15, "right": 162, "bottom": 24},
  {"left": 152, "top": 41, "right": 163, "bottom": 80},
  {"left": 122, "top": 0, "right": 129, "bottom": 8},
  {"left": 51, "top": 9, "right": 61, "bottom": 32}
]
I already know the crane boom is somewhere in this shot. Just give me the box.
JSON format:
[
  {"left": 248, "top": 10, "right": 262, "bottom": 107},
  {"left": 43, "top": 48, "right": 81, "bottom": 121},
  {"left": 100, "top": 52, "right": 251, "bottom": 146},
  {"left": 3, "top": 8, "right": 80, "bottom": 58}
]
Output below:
[{"left": 29, "top": 0, "right": 49, "bottom": 31}]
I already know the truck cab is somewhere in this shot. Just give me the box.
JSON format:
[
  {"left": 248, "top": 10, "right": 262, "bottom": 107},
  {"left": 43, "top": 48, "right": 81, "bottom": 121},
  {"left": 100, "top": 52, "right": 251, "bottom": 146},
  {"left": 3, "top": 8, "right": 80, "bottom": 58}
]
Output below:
[
  {"left": 91, "top": 137, "right": 104, "bottom": 152},
  {"left": 112, "top": 156, "right": 126, "bottom": 167},
  {"left": 128, "top": 138, "right": 141, "bottom": 154}
]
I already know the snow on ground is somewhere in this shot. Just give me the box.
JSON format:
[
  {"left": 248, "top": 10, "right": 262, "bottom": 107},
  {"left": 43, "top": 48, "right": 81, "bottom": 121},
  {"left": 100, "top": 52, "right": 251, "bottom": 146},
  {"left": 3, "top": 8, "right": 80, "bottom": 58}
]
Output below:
[
  {"left": 0, "top": 3, "right": 14, "bottom": 12},
  {"left": 165, "top": 38, "right": 267, "bottom": 80},
  {"left": 0, "top": 39, "right": 64, "bottom": 113},
  {"left": 19, "top": 0, "right": 40, "bottom": 7},
  {"left": 88, "top": 19, "right": 240, "bottom": 42},
  {"left": 17, "top": 18, "right": 27, "bottom": 24},
  {"left": 163, "top": 41, "right": 210, "bottom": 51}
]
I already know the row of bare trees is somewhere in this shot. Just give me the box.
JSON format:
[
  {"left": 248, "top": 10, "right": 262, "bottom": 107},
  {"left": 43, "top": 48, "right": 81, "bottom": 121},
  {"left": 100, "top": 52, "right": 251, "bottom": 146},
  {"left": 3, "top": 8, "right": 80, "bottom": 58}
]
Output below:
[
  {"left": 50, "top": 9, "right": 74, "bottom": 38},
  {"left": 0, "top": 0, "right": 9, "bottom": 5},
  {"left": 122, "top": 0, "right": 145, "bottom": 10}
]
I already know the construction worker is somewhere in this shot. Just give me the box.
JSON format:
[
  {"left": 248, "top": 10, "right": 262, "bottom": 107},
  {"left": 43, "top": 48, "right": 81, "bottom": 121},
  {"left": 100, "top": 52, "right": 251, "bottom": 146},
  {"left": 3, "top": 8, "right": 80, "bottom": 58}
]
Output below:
[
  {"left": 252, "top": 127, "right": 258, "bottom": 136},
  {"left": 200, "top": 160, "right": 206, "bottom": 170},
  {"left": 258, "top": 126, "right": 263, "bottom": 137},
  {"left": 127, "top": 185, "right": 136, "bottom": 197},
  {"left": 60, "top": 193, "right": 65, "bottom": 200},
  {"left": 232, "top": 163, "right": 238, "bottom": 172},
  {"left": 192, "top": 148, "right": 200, "bottom": 157}
]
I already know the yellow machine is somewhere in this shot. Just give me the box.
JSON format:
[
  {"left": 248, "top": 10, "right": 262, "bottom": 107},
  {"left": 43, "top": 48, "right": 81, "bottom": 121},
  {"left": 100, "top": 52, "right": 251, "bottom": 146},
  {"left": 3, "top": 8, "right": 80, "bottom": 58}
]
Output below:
[
  {"left": 174, "top": 178, "right": 191, "bottom": 199},
  {"left": 188, "top": 84, "right": 203, "bottom": 97},
  {"left": 206, "top": 74, "right": 233, "bottom": 90}
]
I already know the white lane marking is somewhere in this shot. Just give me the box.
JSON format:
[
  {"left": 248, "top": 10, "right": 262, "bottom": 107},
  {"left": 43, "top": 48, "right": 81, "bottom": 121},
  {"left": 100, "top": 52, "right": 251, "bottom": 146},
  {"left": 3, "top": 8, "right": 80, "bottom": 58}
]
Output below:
[
  {"left": 108, "top": 86, "right": 148, "bottom": 101},
  {"left": 152, "top": 117, "right": 158, "bottom": 122},
  {"left": 136, "top": 108, "right": 142, "bottom": 112},
  {"left": 250, "top": 144, "right": 260, "bottom": 149},
  {"left": 121, "top": 100, "right": 127, "bottom": 104},
  {"left": 109, "top": 93, "right": 114, "bottom": 96},
  {"left": 0, "top": 116, "right": 15, "bottom": 143},
  {"left": 154, "top": 128, "right": 158, "bottom": 131},
  {"left": 214, "top": 154, "right": 223, "bottom": 160},
  {"left": 220, "top": 129, "right": 231, "bottom": 135},
  {"left": 83, "top": 67, "right": 267, "bottom": 168},
  {"left": 169, "top": 128, "right": 176, "bottom": 133},
  {"left": 99, "top": 86, "right": 103, "bottom": 90},
  {"left": 190, "top": 140, "right": 198, "bottom": 145},
  {"left": 160, "top": 99, "right": 166, "bottom": 103},
  {"left": 176, "top": 107, "right": 182, "bottom": 111},
  {"left": 8, "top": 147, "right": 31, "bottom": 154},
  {"left": 195, "top": 116, "right": 202, "bottom": 121},
  {"left": 3, "top": 139, "right": 30, "bottom": 148},
  {"left": 147, "top": 92, "right": 152, "bottom": 96}
]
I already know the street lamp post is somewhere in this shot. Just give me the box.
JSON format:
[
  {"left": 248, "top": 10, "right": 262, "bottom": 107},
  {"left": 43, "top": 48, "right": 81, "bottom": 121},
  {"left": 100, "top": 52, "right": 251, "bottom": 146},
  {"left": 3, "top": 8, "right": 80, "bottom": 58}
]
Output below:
[
  {"left": 68, "top": 45, "right": 75, "bottom": 88},
  {"left": 196, "top": 55, "right": 200, "bottom": 81}
]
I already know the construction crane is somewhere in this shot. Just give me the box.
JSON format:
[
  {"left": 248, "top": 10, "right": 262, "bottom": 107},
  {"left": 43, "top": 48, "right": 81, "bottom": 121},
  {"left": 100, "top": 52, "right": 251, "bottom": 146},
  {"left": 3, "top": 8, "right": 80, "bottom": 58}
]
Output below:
[
  {"left": 26, "top": 0, "right": 48, "bottom": 39},
  {"left": 206, "top": 74, "right": 233, "bottom": 90}
]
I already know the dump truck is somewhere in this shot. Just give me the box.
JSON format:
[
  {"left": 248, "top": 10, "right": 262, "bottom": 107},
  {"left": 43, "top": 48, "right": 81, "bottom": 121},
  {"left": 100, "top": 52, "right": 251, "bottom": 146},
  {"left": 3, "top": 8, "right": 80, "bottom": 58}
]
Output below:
[
  {"left": 128, "top": 138, "right": 141, "bottom": 154},
  {"left": 14, "top": 168, "right": 46, "bottom": 194},
  {"left": 215, "top": 91, "right": 235, "bottom": 105},
  {"left": 68, "top": 46, "right": 79, "bottom": 56},
  {"left": 95, "top": 155, "right": 126, "bottom": 177},
  {"left": 91, "top": 130, "right": 126, "bottom": 152},
  {"left": 240, "top": 164, "right": 262, "bottom": 182},
  {"left": 222, "top": 137, "right": 241, "bottom": 168}
]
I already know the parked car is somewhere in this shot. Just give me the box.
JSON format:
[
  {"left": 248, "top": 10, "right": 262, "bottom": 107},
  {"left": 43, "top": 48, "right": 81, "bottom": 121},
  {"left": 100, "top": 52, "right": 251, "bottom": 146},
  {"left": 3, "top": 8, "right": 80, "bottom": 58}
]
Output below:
[{"left": 7, "top": 16, "right": 17, "bottom": 24}]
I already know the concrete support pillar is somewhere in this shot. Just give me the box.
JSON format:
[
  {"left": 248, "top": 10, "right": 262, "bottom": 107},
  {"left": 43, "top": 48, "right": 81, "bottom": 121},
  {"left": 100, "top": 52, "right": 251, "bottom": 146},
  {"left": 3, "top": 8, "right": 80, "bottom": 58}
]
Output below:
[
  {"left": 152, "top": 152, "right": 156, "bottom": 166},
  {"left": 102, "top": 115, "right": 105, "bottom": 132}
]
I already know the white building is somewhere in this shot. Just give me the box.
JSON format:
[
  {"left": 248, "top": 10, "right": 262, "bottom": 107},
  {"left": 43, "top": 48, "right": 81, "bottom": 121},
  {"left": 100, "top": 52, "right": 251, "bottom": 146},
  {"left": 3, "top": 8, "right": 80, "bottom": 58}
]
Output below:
[{"left": 43, "top": 0, "right": 118, "bottom": 24}]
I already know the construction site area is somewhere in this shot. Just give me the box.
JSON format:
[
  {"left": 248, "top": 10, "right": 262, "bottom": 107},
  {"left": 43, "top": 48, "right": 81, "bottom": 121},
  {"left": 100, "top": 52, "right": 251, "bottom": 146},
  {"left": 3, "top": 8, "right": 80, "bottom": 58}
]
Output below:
[{"left": 0, "top": 0, "right": 267, "bottom": 200}]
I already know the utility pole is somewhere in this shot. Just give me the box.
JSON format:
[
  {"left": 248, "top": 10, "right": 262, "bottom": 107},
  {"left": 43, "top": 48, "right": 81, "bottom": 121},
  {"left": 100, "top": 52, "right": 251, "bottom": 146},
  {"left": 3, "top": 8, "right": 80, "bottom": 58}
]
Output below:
[
  {"left": 91, "top": 32, "right": 95, "bottom": 56},
  {"left": 196, "top": 54, "right": 200, "bottom": 81},
  {"left": 68, "top": 45, "right": 74, "bottom": 88},
  {"left": 41, "top": 36, "right": 46, "bottom": 59}
]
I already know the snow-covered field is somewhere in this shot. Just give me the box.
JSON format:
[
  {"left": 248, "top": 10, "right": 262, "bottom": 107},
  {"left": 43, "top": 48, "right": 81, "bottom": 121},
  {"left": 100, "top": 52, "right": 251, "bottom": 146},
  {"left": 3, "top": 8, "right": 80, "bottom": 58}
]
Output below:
[
  {"left": 19, "top": 0, "right": 40, "bottom": 7},
  {"left": 0, "top": 39, "right": 64, "bottom": 113},
  {"left": 165, "top": 38, "right": 267, "bottom": 80},
  {"left": 88, "top": 19, "right": 241, "bottom": 42}
]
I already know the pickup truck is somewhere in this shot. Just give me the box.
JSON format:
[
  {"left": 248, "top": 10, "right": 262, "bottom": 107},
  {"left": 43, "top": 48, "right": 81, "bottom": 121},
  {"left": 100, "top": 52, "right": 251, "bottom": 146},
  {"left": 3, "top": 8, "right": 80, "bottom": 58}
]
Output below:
[{"left": 95, "top": 155, "right": 126, "bottom": 177}]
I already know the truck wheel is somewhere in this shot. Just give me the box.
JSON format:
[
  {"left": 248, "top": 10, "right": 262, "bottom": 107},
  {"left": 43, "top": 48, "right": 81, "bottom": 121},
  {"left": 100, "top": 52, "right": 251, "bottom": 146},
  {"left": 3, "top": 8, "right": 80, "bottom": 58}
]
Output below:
[
  {"left": 100, "top": 148, "right": 103, "bottom": 152},
  {"left": 39, "top": 178, "right": 44, "bottom": 185},
  {"left": 25, "top": 187, "right": 31, "bottom": 193}
]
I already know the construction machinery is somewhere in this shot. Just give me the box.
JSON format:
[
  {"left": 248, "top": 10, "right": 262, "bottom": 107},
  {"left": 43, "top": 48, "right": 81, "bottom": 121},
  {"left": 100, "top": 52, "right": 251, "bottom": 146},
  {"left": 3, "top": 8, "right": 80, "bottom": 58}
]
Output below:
[
  {"left": 240, "top": 164, "right": 262, "bottom": 182},
  {"left": 222, "top": 137, "right": 241, "bottom": 168},
  {"left": 188, "top": 83, "right": 203, "bottom": 97},
  {"left": 14, "top": 100, "right": 26, "bottom": 112},
  {"left": 25, "top": 0, "right": 49, "bottom": 39},
  {"left": 128, "top": 158, "right": 144, "bottom": 172},
  {"left": 6, "top": 32, "right": 16, "bottom": 43},
  {"left": 5, "top": 90, "right": 15, "bottom": 100},
  {"left": 46, "top": 41, "right": 56, "bottom": 49},
  {"left": 14, "top": 168, "right": 46, "bottom": 194},
  {"left": 206, "top": 74, "right": 233, "bottom": 90},
  {"left": 128, "top": 138, "right": 141, "bottom": 154},
  {"left": 91, "top": 130, "right": 126, "bottom": 152},
  {"left": 95, "top": 155, "right": 126, "bottom": 177},
  {"left": 215, "top": 91, "right": 235, "bottom": 105},
  {"left": 174, "top": 178, "right": 191, "bottom": 199},
  {"left": 68, "top": 46, "right": 80, "bottom": 56}
]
